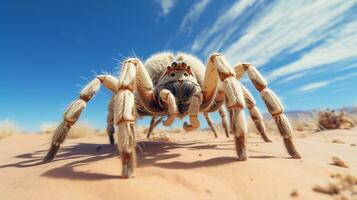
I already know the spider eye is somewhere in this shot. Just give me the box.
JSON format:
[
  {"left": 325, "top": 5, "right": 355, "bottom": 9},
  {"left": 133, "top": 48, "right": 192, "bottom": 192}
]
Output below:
[
  {"left": 170, "top": 72, "right": 176, "bottom": 77},
  {"left": 183, "top": 72, "right": 189, "bottom": 77},
  {"left": 171, "top": 62, "right": 177, "bottom": 68}
]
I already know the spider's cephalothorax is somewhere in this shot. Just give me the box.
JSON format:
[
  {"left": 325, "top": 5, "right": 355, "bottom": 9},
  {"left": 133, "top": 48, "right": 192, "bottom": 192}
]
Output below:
[
  {"left": 42, "top": 52, "right": 301, "bottom": 178},
  {"left": 155, "top": 60, "right": 200, "bottom": 115}
]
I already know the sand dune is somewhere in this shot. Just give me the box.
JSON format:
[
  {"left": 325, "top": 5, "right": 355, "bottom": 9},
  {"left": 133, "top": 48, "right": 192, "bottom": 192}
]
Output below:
[{"left": 0, "top": 129, "right": 356, "bottom": 200}]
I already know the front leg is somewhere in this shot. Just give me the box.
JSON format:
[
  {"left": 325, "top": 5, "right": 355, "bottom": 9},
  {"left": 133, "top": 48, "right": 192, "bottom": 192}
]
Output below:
[
  {"left": 113, "top": 58, "right": 159, "bottom": 178},
  {"left": 159, "top": 89, "right": 179, "bottom": 126},
  {"left": 183, "top": 92, "right": 202, "bottom": 131},
  {"left": 202, "top": 53, "right": 248, "bottom": 160}
]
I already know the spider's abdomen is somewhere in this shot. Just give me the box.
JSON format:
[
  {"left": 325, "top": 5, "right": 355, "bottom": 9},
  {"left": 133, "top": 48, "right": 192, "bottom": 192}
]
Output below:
[{"left": 156, "top": 80, "right": 198, "bottom": 114}]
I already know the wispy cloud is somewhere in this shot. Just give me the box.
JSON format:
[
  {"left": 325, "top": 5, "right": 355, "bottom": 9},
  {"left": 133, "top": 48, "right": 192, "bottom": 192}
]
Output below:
[
  {"left": 155, "top": 0, "right": 176, "bottom": 16},
  {"left": 268, "top": 19, "right": 357, "bottom": 81},
  {"left": 297, "top": 71, "right": 357, "bottom": 93},
  {"left": 297, "top": 81, "right": 330, "bottom": 92},
  {"left": 190, "top": 1, "right": 356, "bottom": 85},
  {"left": 223, "top": 1, "right": 356, "bottom": 66},
  {"left": 190, "top": 0, "right": 256, "bottom": 53},
  {"left": 277, "top": 71, "right": 309, "bottom": 84},
  {"left": 179, "top": 0, "right": 212, "bottom": 32}
]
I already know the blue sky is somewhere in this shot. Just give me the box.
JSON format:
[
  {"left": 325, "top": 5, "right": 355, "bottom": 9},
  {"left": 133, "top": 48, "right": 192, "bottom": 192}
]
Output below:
[{"left": 1, "top": 0, "right": 357, "bottom": 131}]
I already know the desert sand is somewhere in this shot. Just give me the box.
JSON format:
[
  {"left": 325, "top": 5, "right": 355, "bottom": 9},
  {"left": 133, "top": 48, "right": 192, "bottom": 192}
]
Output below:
[{"left": 0, "top": 128, "right": 356, "bottom": 200}]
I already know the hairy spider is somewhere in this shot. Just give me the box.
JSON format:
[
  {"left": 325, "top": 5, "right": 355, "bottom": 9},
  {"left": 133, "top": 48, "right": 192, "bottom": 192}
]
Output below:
[{"left": 42, "top": 52, "right": 301, "bottom": 178}]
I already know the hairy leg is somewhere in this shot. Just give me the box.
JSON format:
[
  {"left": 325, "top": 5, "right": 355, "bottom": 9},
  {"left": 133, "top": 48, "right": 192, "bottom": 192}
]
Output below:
[
  {"left": 159, "top": 89, "right": 179, "bottom": 126},
  {"left": 113, "top": 58, "right": 161, "bottom": 178},
  {"left": 234, "top": 63, "right": 300, "bottom": 158},
  {"left": 204, "top": 112, "right": 218, "bottom": 138},
  {"left": 42, "top": 75, "right": 118, "bottom": 163},
  {"left": 241, "top": 85, "right": 272, "bottom": 142},
  {"left": 203, "top": 53, "right": 248, "bottom": 160},
  {"left": 183, "top": 93, "right": 202, "bottom": 131},
  {"left": 218, "top": 107, "right": 230, "bottom": 138},
  {"left": 146, "top": 116, "right": 164, "bottom": 138},
  {"left": 106, "top": 96, "right": 115, "bottom": 144}
]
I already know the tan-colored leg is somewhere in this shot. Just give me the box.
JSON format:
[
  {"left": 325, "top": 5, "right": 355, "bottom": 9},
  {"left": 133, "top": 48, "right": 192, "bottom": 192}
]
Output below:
[
  {"left": 241, "top": 85, "right": 272, "bottom": 142},
  {"left": 183, "top": 93, "right": 202, "bottom": 131},
  {"left": 204, "top": 112, "right": 218, "bottom": 138},
  {"left": 106, "top": 96, "right": 115, "bottom": 144},
  {"left": 234, "top": 63, "right": 301, "bottom": 158},
  {"left": 204, "top": 53, "right": 248, "bottom": 160},
  {"left": 146, "top": 116, "right": 164, "bottom": 138},
  {"left": 218, "top": 107, "right": 230, "bottom": 138},
  {"left": 42, "top": 75, "right": 119, "bottom": 163},
  {"left": 159, "top": 89, "right": 178, "bottom": 126},
  {"left": 114, "top": 58, "right": 158, "bottom": 178}
]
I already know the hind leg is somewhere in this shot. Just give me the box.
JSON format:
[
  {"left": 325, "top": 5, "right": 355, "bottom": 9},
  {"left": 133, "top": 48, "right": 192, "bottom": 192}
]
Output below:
[
  {"left": 106, "top": 96, "right": 115, "bottom": 144},
  {"left": 240, "top": 85, "right": 272, "bottom": 142},
  {"left": 146, "top": 116, "right": 164, "bottom": 138},
  {"left": 234, "top": 63, "right": 300, "bottom": 158},
  {"left": 42, "top": 75, "right": 118, "bottom": 163},
  {"left": 204, "top": 112, "right": 218, "bottom": 138}
]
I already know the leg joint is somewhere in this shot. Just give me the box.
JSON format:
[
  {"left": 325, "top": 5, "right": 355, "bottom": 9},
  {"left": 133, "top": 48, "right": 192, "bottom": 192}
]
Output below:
[{"left": 124, "top": 58, "right": 140, "bottom": 66}]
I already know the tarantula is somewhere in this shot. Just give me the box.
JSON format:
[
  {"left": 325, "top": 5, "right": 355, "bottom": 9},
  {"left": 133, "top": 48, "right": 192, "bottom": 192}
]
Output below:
[{"left": 42, "top": 52, "right": 301, "bottom": 178}]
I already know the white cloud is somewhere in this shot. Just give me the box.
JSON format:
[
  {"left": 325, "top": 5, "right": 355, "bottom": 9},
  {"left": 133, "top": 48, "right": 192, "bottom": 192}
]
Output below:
[
  {"left": 277, "top": 71, "right": 309, "bottom": 84},
  {"left": 190, "top": 0, "right": 255, "bottom": 52},
  {"left": 268, "top": 19, "right": 357, "bottom": 81},
  {"left": 297, "top": 71, "right": 357, "bottom": 93},
  {"left": 156, "top": 0, "right": 176, "bottom": 16},
  {"left": 190, "top": 1, "right": 356, "bottom": 85},
  {"left": 179, "top": 0, "right": 212, "bottom": 32},
  {"left": 223, "top": 1, "right": 356, "bottom": 66},
  {"left": 297, "top": 81, "right": 330, "bottom": 92}
]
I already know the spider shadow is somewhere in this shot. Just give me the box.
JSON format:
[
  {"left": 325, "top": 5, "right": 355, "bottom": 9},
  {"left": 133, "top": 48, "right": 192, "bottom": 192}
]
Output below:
[{"left": 0, "top": 139, "right": 282, "bottom": 180}]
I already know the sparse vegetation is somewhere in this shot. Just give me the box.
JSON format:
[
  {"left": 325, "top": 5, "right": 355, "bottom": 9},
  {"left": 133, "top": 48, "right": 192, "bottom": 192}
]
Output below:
[
  {"left": 40, "top": 122, "right": 57, "bottom": 134},
  {"left": 68, "top": 122, "right": 96, "bottom": 138},
  {"left": 149, "top": 134, "right": 175, "bottom": 143},
  {"left": 247, "top": 107, "right": 357, "bottom": 136},
  {"left": 332, "top": 139, "right": 345, "bottom": 144},
  {"left": 313, "top": 173, "right": 357, "bottom": 199},
  {"left": 41, "top": 122, "right": 96, "bottom": 138},
  {"left": 318, "top": 109, "right": 355, "bottom": 130},
  {"left": 331, "top": 156, "right": 349, "bottom": 168},
  {"left": 0, "top": 120, "right": 20, "bottom": 140}
]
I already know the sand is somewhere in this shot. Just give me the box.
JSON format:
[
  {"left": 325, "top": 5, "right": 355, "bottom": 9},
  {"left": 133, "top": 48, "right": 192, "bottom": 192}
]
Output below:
[{"left": 0, "top": 129, "right": 356, "bottom": 200}]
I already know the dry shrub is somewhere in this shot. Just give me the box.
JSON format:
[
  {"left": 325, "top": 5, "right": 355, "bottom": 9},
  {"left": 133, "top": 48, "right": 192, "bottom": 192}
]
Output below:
[
  {"left": 331, "top": 156, "right": 349, "bottom": 168},
  {"left": 332, "top": 139, "right": 345, "bottom": 144},
  {"left": 247, "top": 112, "right": 319, "bottom": 136},
  {"left": 318, "top": 110, "right": 355, "bottom": 130},
  {"left": 68, "top": 122, "right": 96, "bottom": 138},
  {"left": 247, "top": 118, "right": 278, "bottom": 135},
  {"left": 313, "top": 173, "right": 357, "bottom": 199},
  {"left": 40, "top": 122, "right": 58, "bottom": 134},
  {"left": 0, "top": 120, "right": 20, "bottom": 139},
  {"left": 94, "top": 129, "right": 107, "bottom": 137},
  {"left": 291, "top": 113, "right": 320, "bottom": 132},
  {"left": 41, "top": 121, "right": 96, "bottom": 138},
  {"left": 149, "top": 134, "right": 175, "bottom": 143}
]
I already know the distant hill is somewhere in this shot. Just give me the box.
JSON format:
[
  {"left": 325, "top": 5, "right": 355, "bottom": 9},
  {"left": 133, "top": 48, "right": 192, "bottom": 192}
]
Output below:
[{"left": 263, "top": 106, "right": 357, "bottom": 119}]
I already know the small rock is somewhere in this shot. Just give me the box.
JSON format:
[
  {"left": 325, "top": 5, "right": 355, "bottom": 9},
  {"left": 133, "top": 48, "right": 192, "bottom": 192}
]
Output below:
[
  {"left": 205, "top": 189, "right": 212, "bottom": 195},
  {"left": 330, "top": 156, "right": 348, "bottom": 168},
  {"left": 290, "top": 190, "right": 298, "bottom": 197}
]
